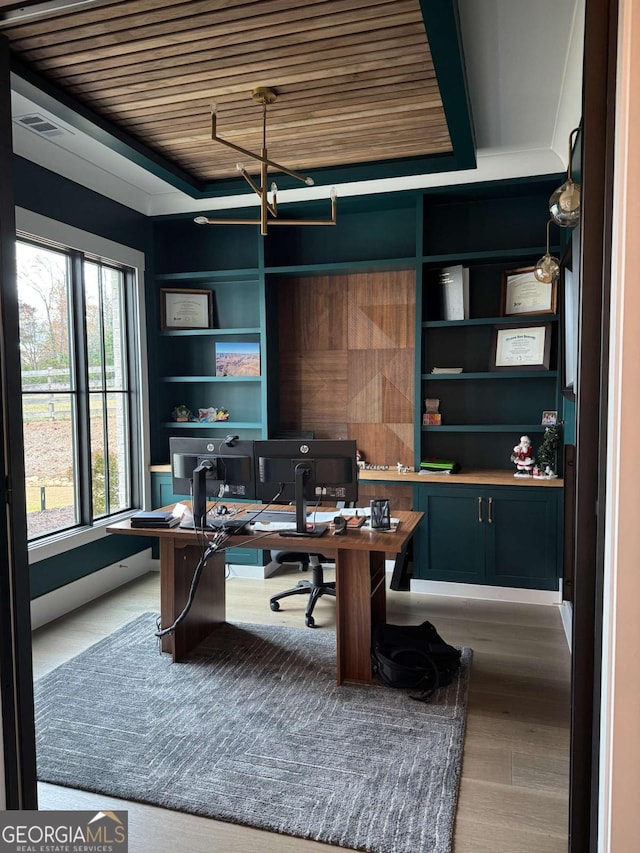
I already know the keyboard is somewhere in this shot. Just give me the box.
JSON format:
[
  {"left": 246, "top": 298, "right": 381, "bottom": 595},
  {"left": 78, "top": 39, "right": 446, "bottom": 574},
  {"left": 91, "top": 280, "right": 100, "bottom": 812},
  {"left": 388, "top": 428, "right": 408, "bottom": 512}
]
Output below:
[
  {"left": 178, "top": 508, "right": 305, "bottom": 530},
  {"left": 178, "top": 515, "right": 251, "bottom": 533},
  {"left": 251, "top": 509, "right": 297, "bottom": 523}
]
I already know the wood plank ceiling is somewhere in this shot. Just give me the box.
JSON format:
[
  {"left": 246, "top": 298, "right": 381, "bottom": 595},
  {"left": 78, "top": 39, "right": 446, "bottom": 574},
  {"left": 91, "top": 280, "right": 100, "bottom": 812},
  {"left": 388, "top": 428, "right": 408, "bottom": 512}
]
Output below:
[{"left": 1, "top": 0, "right": 450, "bottom": 185}]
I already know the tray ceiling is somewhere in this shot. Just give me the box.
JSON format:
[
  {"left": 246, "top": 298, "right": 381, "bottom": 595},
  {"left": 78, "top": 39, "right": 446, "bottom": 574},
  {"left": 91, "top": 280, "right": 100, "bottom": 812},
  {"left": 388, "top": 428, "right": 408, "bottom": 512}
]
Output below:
[{"left": 1, "top": 0, "right": 471, "bottom": 195}]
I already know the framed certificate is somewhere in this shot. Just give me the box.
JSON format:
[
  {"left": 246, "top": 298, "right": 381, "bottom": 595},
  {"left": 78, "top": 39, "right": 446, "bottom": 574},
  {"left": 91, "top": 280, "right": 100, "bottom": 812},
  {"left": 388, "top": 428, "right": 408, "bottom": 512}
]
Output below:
[
  {"left": 490, "top": 323, "right": 551, "bottom": 371},
  {"left": 501, "top": 267, "right": 557, "bottom": 316},
  {"left": 161, "top": 288, "right": 213, "bottom": 330}
]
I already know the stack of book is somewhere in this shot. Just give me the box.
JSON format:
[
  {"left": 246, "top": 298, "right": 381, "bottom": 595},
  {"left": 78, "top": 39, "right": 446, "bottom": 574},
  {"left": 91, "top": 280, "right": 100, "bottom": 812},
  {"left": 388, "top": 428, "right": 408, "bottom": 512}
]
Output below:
[
  {"left": 130, "top": 510, "right": 180, "bottom": 529},
  {"left": 419, "top": 459, "right": 461, "bottom": 474}
]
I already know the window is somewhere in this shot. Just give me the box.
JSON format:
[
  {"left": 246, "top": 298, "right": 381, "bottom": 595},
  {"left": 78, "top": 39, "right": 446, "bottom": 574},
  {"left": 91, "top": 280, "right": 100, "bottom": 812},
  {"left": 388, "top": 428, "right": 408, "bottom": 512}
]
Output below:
[{"left": 16, "top": 237, "right": 142, "bottom": 542}]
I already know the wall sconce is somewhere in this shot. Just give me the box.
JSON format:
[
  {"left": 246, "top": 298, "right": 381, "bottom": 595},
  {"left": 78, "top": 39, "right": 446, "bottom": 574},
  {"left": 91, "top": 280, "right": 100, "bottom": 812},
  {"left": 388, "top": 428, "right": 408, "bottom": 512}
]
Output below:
[
  {"left": 534, "top": 220, "right": 560, "bottom": 284},
  {"left": 549, "top": 127, "right": 581, "bottom": 227}
]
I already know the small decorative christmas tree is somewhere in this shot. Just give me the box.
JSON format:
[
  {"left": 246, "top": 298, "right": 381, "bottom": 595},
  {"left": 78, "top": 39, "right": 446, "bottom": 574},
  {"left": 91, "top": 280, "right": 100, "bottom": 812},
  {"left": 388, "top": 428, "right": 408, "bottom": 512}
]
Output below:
[{"left": 535, "top": 424, "right": 560, "bottom": 478}]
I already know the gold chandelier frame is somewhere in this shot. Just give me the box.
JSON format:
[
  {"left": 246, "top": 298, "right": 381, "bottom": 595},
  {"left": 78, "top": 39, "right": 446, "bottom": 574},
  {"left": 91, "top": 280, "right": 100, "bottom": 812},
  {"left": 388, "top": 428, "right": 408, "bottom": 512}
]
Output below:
[{"left": 194, "top": 87, "right": 337, "bottom": 236}]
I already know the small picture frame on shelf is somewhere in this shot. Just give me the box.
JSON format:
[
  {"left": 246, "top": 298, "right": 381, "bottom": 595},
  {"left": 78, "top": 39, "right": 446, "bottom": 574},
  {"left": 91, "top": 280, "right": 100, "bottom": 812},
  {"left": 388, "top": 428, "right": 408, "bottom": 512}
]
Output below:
[
  {"left": 541, "top": 410, "right": 558, "bottom": 426},
  {"left": 501, "top": 267, "right": 557, "bottom": 317},
  {"left": 490, "top": 322, "right": 551, "bottom": 371},
  {"left": 215, "top": 341, "right": 260, "bottom": 376},
  {"left": 161, "top": 288, "right": 213, "bottom": 330}
]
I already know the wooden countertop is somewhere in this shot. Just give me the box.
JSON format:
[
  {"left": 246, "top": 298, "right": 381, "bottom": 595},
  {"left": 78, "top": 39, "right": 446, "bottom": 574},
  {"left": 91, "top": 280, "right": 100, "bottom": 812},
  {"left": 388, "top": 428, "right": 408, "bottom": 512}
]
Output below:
[
  {"left": 107, "top": 504, "right": 423, "bottom": 556},
  {"left": 358, "top": 468, "right": 563, "bottom": 487},
  {"left": 150, "top": 464, "right": 563, "bottom": 487}
]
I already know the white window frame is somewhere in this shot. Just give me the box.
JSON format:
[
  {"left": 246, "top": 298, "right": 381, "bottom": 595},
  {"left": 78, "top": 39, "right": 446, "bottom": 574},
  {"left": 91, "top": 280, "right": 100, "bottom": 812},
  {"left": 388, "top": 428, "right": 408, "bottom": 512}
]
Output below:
[{"left": 15, "top": 207, "right": 151, "bottom": 563}]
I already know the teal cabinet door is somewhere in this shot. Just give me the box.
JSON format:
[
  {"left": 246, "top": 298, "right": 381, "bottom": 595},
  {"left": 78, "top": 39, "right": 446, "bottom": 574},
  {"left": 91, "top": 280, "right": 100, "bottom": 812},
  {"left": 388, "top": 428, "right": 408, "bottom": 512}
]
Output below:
[
  {"left": 151, "top": 472, "right": 186, "bottom": 509},
  {"left": 414, "top": 483, "right": 561, "bottom": 590},
  {"left": 485, "top": 487, "right": 559, "bottom": 590},
  {"left": 416, "top": 486, "right": 485, "bottom": 584}
]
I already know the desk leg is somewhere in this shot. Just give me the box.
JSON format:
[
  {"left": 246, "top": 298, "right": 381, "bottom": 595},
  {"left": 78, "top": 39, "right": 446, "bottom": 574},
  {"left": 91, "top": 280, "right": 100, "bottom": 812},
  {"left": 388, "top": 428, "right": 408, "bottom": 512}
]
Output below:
[
  {"left": 335, "top": 548, "right": 386, "bottom": 684},
  {"left": 159, "top": 538, "right": 226, "bottom": 661}
]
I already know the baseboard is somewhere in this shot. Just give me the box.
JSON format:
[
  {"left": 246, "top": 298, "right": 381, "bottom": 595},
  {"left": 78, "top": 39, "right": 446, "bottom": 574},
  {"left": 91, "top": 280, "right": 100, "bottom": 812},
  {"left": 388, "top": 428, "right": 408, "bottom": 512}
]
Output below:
[
  {"left": 231, "top": 559, "right": 399, "bottom": 580},
  {"left": 409, "top": 578, "right": 562, "bottom": 605},
  {"left": 560, "top": 600, "right": 573, "bottom": 651},
  {"left": 227, "top": 561, "right": 282, "bottom": 579},
  {"left": 30, "top": 549, "right": 154, "bottom": 630}
]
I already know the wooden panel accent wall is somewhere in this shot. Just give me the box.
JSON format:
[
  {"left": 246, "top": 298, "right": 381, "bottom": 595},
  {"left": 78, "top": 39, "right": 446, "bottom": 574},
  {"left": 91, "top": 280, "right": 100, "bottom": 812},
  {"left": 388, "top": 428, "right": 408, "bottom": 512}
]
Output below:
[{"left": 277, "top": 269, "right": 415, "bottom": 471}]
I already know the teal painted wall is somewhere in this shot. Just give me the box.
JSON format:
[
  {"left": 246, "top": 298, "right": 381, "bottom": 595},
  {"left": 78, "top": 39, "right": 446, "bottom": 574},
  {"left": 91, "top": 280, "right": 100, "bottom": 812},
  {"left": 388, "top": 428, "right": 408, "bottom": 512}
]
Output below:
[
  {"left": 29, "top": 535, "right": 154, "bottom": 599},
  {"left": 14, "top": 155, "right": 154, "bottom": 600}
]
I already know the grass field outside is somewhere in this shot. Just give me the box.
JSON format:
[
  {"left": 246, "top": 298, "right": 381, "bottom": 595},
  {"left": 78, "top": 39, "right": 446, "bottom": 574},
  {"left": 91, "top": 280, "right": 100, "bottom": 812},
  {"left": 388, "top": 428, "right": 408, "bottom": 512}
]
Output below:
[{"left": 23, "top": 400, "right": 124, "bottom": 538}]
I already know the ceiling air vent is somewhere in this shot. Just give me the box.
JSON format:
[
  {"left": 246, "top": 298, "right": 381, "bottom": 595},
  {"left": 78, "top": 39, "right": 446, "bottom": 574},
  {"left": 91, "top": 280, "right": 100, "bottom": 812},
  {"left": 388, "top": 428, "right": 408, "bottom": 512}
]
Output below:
[{"left": 14, "top": 114, "right": 68, "bottom": 139}]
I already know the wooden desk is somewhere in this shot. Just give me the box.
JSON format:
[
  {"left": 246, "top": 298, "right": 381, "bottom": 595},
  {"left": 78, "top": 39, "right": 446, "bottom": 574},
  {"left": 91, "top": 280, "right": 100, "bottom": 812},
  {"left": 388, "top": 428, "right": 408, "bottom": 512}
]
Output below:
[{"left": 107, "top": 506, "right": 423, "bottom": 684}]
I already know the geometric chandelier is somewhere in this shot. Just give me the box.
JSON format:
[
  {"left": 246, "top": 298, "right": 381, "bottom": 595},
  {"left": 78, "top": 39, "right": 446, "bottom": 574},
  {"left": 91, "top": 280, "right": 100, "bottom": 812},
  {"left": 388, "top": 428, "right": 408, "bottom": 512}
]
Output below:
[{"left": 194, "top": 87, "right": 337, "bottom": 237}]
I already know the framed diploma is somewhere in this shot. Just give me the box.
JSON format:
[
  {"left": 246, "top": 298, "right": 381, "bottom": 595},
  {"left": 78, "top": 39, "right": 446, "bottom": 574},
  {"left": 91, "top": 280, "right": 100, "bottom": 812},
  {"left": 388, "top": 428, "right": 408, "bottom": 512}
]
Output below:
[
  {"left": 490, "top": 323, "right": 551, "bottom": 371},
  {"left": 501, "top": 266, "right": 557, "bottom": 316},
  {"left": 161, "top": 288, "right": 213, "bottom": 330}
]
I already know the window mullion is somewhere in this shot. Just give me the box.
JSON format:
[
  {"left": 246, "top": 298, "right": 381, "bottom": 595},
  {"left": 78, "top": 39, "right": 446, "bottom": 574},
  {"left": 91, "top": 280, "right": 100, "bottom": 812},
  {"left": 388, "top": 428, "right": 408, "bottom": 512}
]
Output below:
[
  {"left": 96, "top": 262, "right": 110, "bottom": 515},
  {"left": 124, "top": 268, "right": 141, "bottom": 508},
  {"left": 70, "top": 251, "right": 92, "bottom": 524}
]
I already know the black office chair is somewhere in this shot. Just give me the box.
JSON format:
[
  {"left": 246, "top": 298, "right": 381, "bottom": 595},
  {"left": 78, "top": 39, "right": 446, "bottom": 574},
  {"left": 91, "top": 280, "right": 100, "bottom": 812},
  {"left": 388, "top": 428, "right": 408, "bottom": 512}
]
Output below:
[
  {"left": 268, "top": 498, "right": 352, "bottom": 628},
  {"left": 269, "top": 551, "right": 334, "bottom": 628}
]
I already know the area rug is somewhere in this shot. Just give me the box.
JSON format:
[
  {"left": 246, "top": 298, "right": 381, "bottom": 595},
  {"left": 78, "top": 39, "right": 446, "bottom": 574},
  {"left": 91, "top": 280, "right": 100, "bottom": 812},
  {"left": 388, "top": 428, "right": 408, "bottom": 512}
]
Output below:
[{"left": 34, "top": 614, "right": 472, "bottom": 853}]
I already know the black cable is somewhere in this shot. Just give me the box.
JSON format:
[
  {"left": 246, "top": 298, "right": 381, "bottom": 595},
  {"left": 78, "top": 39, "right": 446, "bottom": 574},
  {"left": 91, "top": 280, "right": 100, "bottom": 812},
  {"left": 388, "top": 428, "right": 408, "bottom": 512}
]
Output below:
[
  {"left": 154, "top": 538, "right": 223, "bottom": 638},
  {"left": 155, "top": 486, "right": 287, "bottom": 639}
]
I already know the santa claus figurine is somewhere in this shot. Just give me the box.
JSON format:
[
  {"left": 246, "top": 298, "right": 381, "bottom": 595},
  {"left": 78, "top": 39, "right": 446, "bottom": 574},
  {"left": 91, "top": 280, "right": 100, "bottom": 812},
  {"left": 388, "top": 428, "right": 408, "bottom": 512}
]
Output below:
[{"left": 510, "top": 435, "right": 535, "bottom": 477}]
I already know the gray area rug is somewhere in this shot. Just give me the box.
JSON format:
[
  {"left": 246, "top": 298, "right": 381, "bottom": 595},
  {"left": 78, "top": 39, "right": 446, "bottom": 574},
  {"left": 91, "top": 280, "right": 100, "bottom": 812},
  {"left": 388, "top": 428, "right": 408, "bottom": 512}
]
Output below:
[{"left": 35, "top": 614, "right": 472, "bottom": 853}]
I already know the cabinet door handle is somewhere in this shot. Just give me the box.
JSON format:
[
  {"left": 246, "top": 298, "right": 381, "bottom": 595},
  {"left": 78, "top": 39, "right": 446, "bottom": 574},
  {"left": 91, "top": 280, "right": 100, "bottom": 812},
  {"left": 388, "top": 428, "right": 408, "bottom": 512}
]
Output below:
[
  {"left": 478, "top": 496, "right": 483, "bottom": 523},
  {"left": 488, "top": 497, "right": 493, "bottom": 524}
]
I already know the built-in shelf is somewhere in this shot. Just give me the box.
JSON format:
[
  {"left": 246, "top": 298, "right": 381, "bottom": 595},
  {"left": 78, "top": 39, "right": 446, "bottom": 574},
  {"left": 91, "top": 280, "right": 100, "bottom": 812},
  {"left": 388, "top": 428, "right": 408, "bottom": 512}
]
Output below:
[
  {"left": 160, "top": 327, "right": 261, "bottom": 337},
  {"left": 161, "top": 376, "right": 261, "bottom": 383},
  {"left": 161, "top": 421, "right": 263, "bottom": 430},
  {"left": 423, "top": 314, "right": 559, "bottom": 329},
  {"left": 423, "top": 371, "right": 558, "bottom": 381},
  {"left": 421, "top": 424, "right": 550, "bottom": 433},
  {"left": 155, "top": 270, "right": 259, "bottom": 282},
  {"left": 421, "top": 246, "right": 552, "bottom": 265}
]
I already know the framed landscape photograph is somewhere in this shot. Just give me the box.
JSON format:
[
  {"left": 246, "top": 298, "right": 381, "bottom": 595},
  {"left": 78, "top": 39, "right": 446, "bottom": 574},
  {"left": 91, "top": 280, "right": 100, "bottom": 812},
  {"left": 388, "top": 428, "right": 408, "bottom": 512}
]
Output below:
[
  {"left": 215, "top": 341, "right": 261, "bottom": 377},
  {"left": 161, "top": 288, "right": 213, "bottom": 330},
  {"left": 490, "top": 323, "right": 551, "bottom": 371},
  {"left": 501, "top": 266, "right": 557, "bottom": 317}
]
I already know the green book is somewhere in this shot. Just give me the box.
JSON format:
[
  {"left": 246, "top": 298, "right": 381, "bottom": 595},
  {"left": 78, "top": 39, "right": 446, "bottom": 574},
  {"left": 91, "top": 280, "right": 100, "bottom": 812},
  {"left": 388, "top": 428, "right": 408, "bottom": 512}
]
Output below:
[{"left": 420, "top": 459, "right": 461, "bottom": 473}]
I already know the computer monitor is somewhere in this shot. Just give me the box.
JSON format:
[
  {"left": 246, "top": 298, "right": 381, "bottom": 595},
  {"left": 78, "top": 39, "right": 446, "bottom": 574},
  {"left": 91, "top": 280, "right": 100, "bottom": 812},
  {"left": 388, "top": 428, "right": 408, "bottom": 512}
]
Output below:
[
  {"left": 169, "top": 436, "right": 256, "bottom": 527},
  {"left": 254, "top": 439, "right": 358, "bottom": 536}
]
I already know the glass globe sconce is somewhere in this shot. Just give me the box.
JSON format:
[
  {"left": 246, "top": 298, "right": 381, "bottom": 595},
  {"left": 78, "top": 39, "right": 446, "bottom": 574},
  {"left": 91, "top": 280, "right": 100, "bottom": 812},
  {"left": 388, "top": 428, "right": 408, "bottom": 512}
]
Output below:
[
  {"left": 534, "top": 220, "right": 560, "bottom": 284},
  {"left": 549, "top": 127, "right": 581, "bottom": 227}
]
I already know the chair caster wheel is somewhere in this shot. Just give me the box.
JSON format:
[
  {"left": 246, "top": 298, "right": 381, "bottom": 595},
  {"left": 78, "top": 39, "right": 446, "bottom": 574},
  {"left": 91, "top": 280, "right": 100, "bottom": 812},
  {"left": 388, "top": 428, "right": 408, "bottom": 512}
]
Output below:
[
  {"left": 270, "top": 601, "right": 280, "bottom": 612},
  {"left": 305, "top": 616, "right": 315, "bottom": 628}
]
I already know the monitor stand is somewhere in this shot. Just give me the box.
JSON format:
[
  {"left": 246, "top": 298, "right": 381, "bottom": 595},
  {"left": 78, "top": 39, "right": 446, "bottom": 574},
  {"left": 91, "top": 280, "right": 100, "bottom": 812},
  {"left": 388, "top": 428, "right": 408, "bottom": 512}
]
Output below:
[
  {"left": 191, "top": 460, "right": 212, "bottom": 527},
  {"left": 277, "top": 462, "right": 328, "bottom": 537}
]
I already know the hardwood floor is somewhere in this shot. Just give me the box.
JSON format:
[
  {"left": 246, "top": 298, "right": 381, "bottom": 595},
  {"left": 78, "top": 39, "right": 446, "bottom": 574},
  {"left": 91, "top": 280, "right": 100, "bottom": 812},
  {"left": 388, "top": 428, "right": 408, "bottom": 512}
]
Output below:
[{"left": 32, "top": 568, "right": 571, "bottom": 853}]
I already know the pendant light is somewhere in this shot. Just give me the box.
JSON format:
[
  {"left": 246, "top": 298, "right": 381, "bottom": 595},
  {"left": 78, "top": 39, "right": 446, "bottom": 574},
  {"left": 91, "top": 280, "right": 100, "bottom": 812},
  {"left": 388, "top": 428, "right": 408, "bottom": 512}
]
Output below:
[
  {"left": 194, "top": 88, "right": 336, "bottom": 237},
  {"left": 534, "top": 220, "right": 560, "bottom": 284},
  {"left": 549, "top": 127, "right": 581, "bottom": 227}
]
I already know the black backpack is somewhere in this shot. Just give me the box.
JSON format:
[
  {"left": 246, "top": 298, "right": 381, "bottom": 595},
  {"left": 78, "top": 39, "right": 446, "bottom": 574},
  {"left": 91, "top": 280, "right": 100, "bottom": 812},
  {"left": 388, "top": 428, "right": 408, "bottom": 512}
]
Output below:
[{"left": 371, "top": 621, "right": 461, "bottom": 701}]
